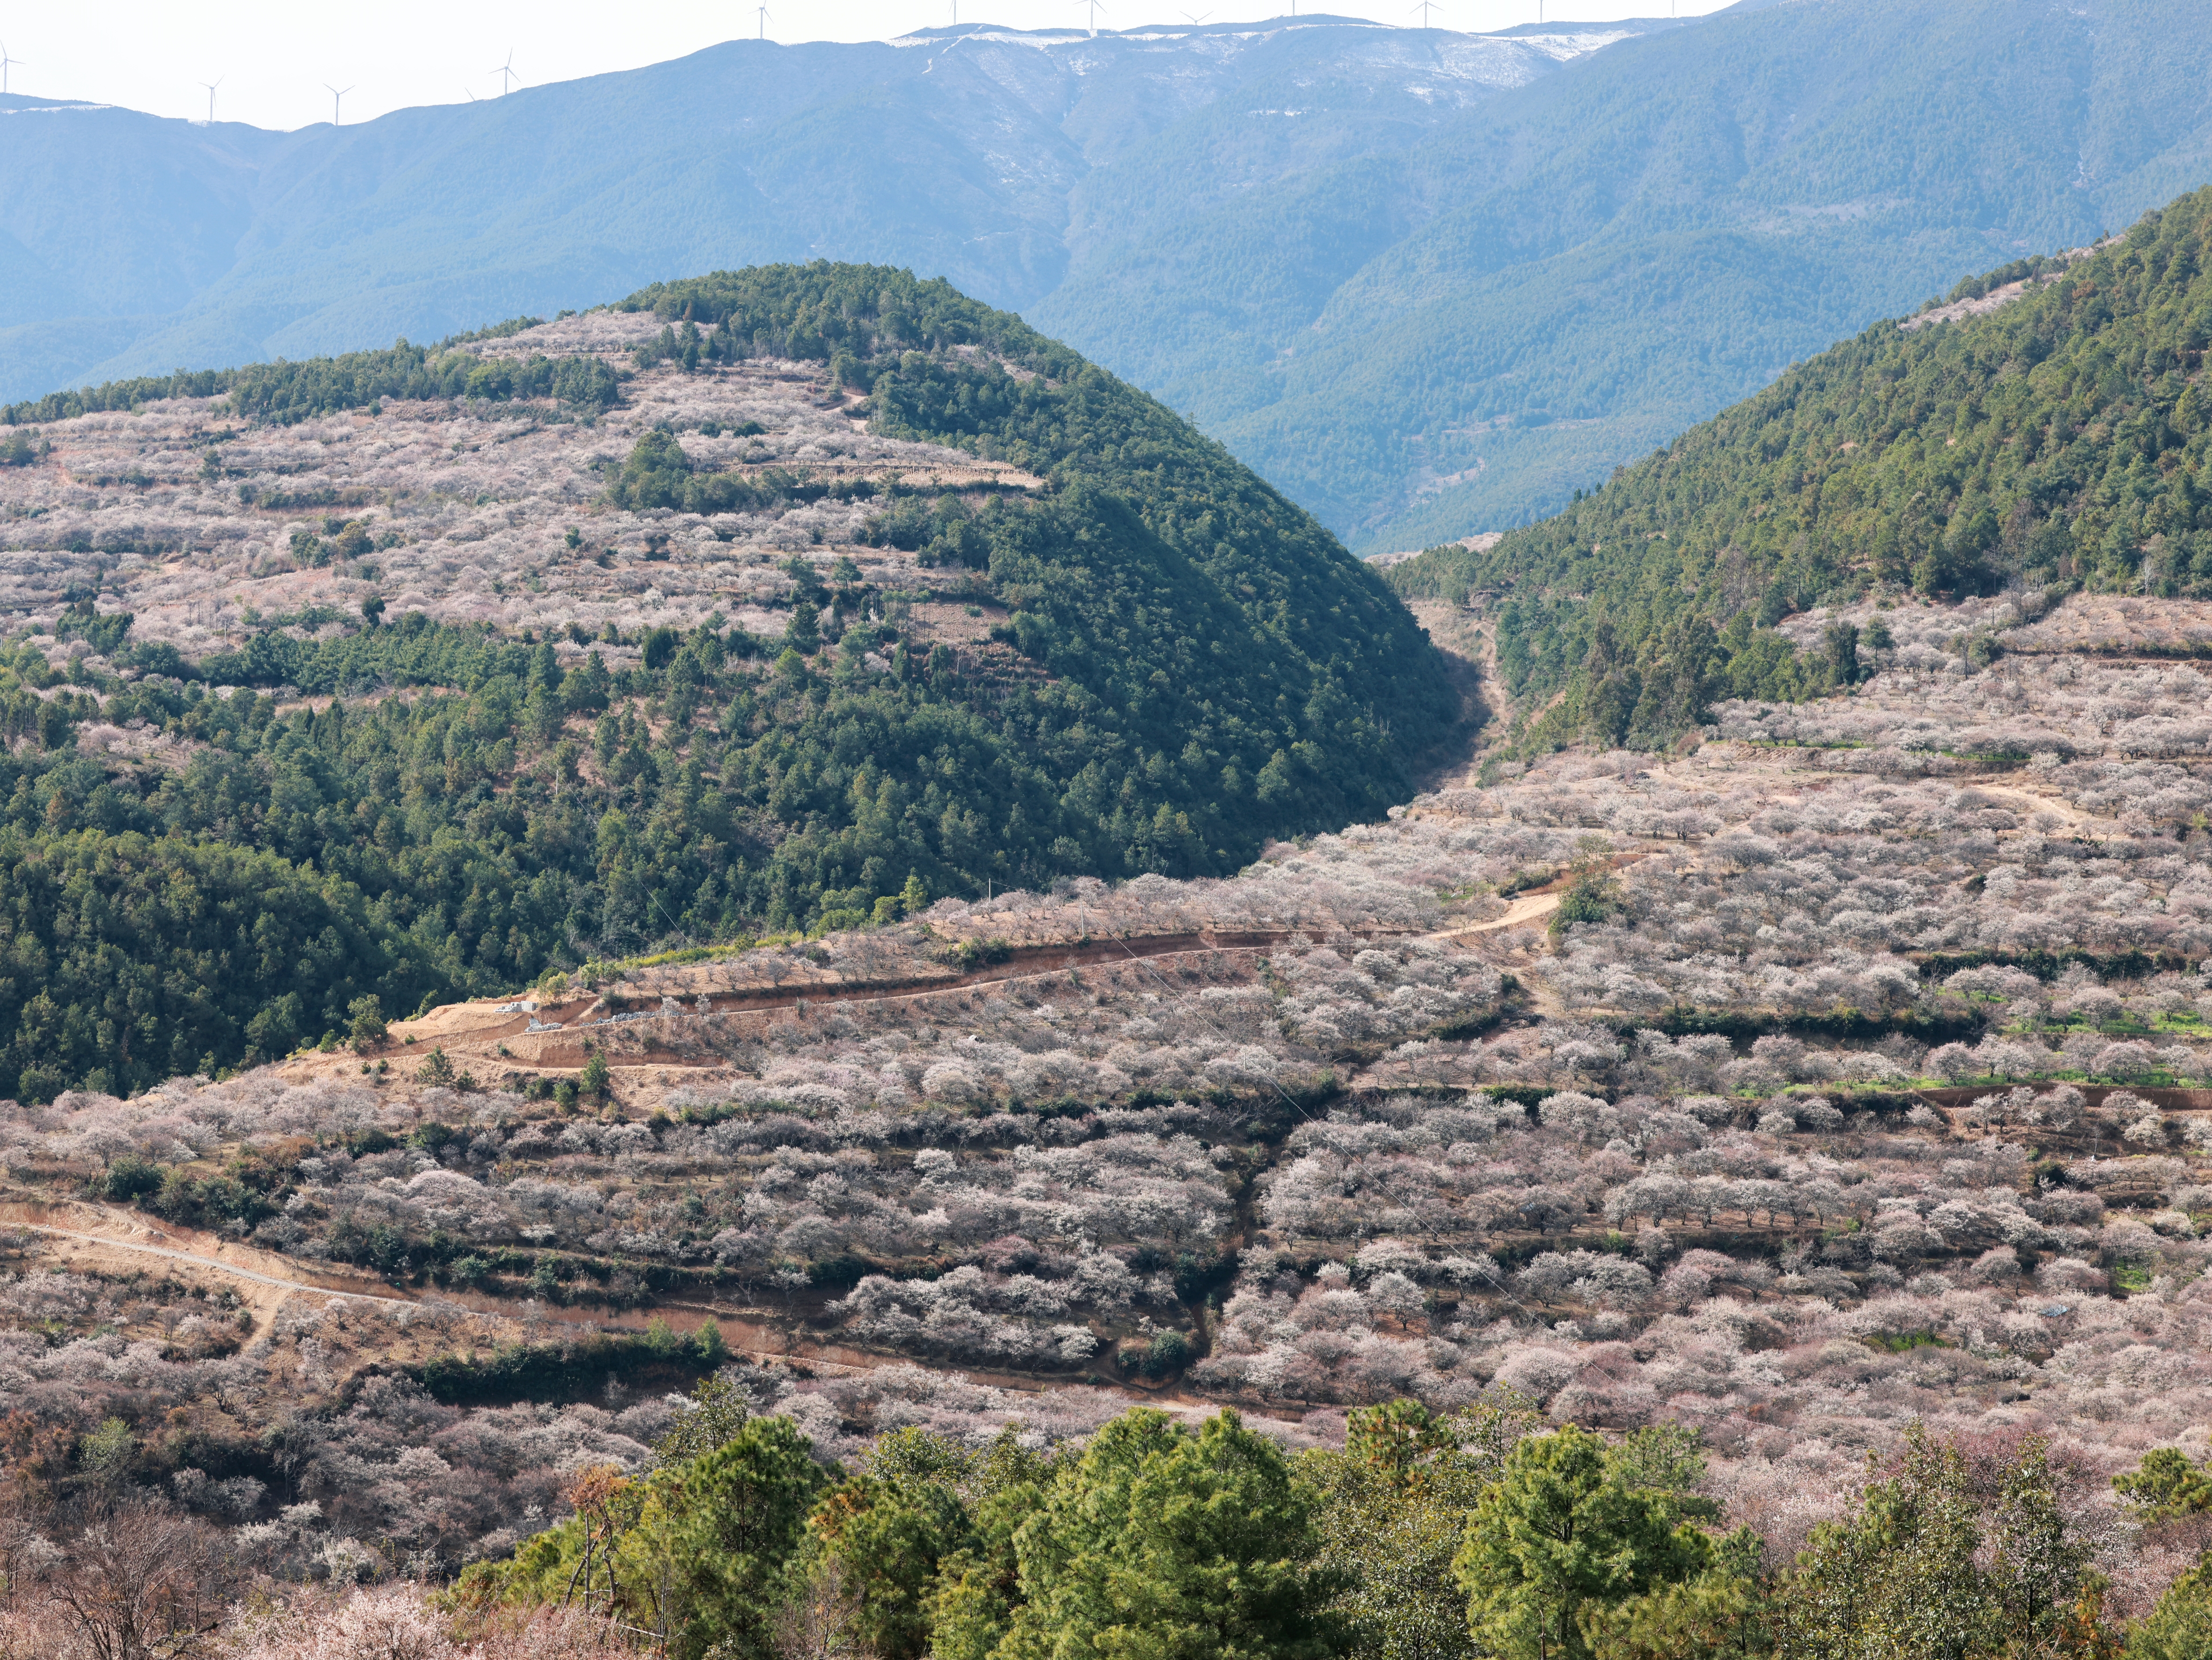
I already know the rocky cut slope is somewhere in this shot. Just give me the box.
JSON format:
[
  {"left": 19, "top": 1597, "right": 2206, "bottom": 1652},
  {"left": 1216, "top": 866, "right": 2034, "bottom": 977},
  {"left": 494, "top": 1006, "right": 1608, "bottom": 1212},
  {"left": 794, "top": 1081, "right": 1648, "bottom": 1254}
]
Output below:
[{"left": 0, "top": 263, "right": 1453, "bottom": 1102}]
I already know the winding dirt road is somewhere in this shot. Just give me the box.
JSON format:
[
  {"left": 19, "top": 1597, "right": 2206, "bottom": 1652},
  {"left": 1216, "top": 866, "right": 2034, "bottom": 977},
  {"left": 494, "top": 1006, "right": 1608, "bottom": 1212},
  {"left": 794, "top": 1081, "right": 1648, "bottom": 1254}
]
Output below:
[
  {"left": 12, "top": 1221, "right": 407, "bottom": 1305},
  {"left": 0, "top": 1197, "right": 419, "bottom": 1335},
  {"left": 1432, "top": 890, "right": 1563, "bottom": 939}
]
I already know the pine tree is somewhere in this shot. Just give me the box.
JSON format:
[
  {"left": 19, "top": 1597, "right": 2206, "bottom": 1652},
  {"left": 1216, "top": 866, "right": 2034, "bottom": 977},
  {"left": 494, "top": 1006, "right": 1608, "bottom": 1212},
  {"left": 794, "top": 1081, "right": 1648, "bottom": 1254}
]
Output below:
[
  {"left": 997, "top": 1409, "right": 1343, "bottom": 1660},
  {"left": 898, "top": 872, "right": 930, "bottom": 918},
  {"left": 672, "top": 1417, "right": 827, "bottom": 1660},
  {"left": 1452, "top": 1425, "right": 1720, "bottom": 1660},
  {"left": 810, "top": 1473, "right": 972, "bottom": 1660},
  {"left": 1777, "top": 1425, "right": 2008, "bottom": 1660}
]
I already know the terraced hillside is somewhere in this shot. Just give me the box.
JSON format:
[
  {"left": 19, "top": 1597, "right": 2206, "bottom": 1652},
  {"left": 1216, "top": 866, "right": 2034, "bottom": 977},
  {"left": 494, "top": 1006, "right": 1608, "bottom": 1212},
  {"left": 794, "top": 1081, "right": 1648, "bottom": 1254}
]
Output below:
[{"left": 11, "top": 588, "right": 2212, "bottom": 1623}]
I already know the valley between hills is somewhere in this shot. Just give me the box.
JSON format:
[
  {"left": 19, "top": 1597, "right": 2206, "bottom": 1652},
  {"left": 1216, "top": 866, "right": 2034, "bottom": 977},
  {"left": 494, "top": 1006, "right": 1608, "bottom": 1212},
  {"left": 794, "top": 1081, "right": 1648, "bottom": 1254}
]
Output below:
[{"left": 5, "top": 198, "right": 2212, "bottom": 1653}]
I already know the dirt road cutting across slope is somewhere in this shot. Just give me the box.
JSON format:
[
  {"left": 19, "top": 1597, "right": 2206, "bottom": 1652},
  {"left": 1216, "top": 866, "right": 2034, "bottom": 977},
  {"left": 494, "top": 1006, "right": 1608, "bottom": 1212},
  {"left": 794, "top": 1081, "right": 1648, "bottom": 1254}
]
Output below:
[
  {"left": 0, "top": 1197, "right": 420, "bottom": 1335},
  {"left": 12, "top": 1223, "right": 403, "bottom": 1303},
  {"left": 1431, "top": 890, "right": 1562, "bottom": 938},
  {"left": 394, "top": 927, "right": 1432, "bottom": 1070}
]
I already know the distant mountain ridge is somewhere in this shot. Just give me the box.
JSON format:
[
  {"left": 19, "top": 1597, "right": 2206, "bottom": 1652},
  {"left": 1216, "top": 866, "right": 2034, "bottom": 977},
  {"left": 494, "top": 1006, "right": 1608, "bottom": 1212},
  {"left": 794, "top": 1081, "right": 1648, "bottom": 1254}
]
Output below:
[
  {"left": 0, "top": 15, "right": 1629, "bottom": 399},
  {"left": 5, "top": 0, "right": 2212, "bottom": 551},
  {"left": 1130, "top": 0, "right": 2212, "bottom": 549}
]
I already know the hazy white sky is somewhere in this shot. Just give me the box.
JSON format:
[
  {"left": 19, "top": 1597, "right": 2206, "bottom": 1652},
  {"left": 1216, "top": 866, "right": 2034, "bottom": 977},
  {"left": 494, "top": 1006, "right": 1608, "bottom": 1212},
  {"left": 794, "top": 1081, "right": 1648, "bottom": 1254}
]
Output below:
[{"left": 0, "top": 0, "right": 1729, "bottom": 132}]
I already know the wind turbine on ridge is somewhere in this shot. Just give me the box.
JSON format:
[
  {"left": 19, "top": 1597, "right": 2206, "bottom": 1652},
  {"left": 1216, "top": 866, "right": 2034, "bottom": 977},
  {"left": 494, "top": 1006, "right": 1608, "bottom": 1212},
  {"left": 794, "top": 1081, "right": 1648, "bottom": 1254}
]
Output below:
[
  {"left": 0, "top": 43, "right": 23, "bottom": 95},
  {"left": 755, "top": 2, "right": 771, "bottom": 39},
  {"left": 1075, "top": 0, "right": 1106, "bottom": 37},
  {"left": 198, "top": 76, "right": 223, "bottom": 123},
  {"left": 492, "top": 50, "right": 521, "bottom": 94},
  {"left": 324, "top": 82, "right": 355, "bottom": 126},
  {"left": 1410, "top": 0, "right": 1442, "bottom": 27}
]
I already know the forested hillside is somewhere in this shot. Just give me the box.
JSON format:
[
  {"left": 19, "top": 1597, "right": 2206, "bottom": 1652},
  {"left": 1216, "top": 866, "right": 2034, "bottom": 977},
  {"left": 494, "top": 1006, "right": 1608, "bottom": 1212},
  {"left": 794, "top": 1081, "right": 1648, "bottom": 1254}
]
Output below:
[
  {"left": 1390, "top": 185, "right": 2212, "bottom": 753},
  {"left": 0, "top": 265, "right": 1450, "bottom": 1102}
]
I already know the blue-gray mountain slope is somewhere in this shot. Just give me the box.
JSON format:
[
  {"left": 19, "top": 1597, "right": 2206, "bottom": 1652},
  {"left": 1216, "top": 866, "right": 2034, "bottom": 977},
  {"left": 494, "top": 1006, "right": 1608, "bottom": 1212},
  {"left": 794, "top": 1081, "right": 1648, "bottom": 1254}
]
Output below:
[
  {"left": 0, "top": 18, "right": 1601, "bottom": 402},
  {"left": 1039, "top": 0, "right": 2212, "bottom": 548}
]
